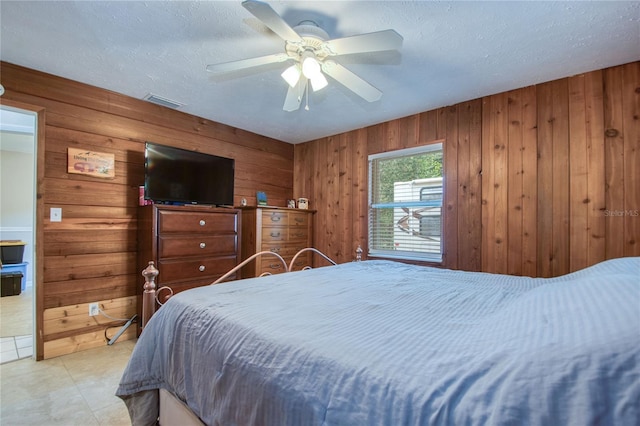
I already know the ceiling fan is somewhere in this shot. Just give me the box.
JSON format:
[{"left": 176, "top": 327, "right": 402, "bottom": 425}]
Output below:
[{"left": 206, "top": 0, "right": 403, "bottom": 112}]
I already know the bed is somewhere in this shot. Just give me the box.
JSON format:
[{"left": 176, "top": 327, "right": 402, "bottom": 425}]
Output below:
[{"left": 117, "top": 255, "right": 639, "bottom": 425}]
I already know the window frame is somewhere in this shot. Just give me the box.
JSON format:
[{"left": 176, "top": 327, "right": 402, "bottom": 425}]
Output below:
[{"left": 368, "top": 143, "right": 444, "bottom": 263}]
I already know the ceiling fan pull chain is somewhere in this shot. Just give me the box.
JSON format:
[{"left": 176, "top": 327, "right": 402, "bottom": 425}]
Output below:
[{"left": 305, "top": 82, "right": 310, "bottom": 111}]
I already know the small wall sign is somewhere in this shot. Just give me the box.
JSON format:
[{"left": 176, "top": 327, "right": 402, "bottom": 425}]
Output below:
[{"left": 67, "top": 148, "right": 115, "bottom": 179}]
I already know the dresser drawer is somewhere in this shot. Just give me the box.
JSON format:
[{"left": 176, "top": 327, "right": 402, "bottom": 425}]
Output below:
[
  {"left": 158, "top": 255, "right": 238, "bottom": 283},
  {"left": 258, "top": 260, "right": 287, "bottom": 275},
  {"left": 289, "top": 252, "right": 311, "bottom": 271},
  {"left": 289, "top": 212, "right": 309, "bottom": 227},
  {"left": 288, "top": 227, "right": 309, "bottom": 241},
  {"left": 262, "top": 244, "right": 307, "bottom": 259},
  {"left": 159, "top": 210, "right": 237, "bottom": 234},
  {"left": 159, "top": 234, "right": 237, "bottom": 258},
  {"left": 262, "top": 226, "right": 287, "bottom": 242},
  {"left": 262, "top": 210, "right": 288, "bottom": 226}
]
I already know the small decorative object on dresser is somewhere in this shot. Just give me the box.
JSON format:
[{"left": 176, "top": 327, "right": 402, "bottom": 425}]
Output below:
[
  {"left": 287, "top": 199, "right": 296, "bottom": 209},
  {"left": 256, "top": 191, "right": 267, "bottom": 206},
  {"left": 297, "top": 197, "right": 309, "bottom": 209}
]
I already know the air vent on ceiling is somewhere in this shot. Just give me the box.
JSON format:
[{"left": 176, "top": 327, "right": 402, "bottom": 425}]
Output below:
[{"left": 143, "top": 93, "right": 185, "bottom": 109}]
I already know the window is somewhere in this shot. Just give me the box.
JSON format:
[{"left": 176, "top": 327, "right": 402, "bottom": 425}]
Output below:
[{"left": 368, "top": 144, "right": 443, "bottom": 262}]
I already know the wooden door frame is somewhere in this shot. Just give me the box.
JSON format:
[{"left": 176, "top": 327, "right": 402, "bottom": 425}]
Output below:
[{"left": 1, "top": 98, "right": 46, "bottom": 360}]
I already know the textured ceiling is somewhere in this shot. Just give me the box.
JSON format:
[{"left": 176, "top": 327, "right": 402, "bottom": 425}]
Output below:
[{"left": 1, "top": 1, "right": 639, "bottom": 144}]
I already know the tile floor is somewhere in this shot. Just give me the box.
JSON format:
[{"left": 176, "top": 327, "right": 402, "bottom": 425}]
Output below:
[
  {"left": 0, "top": 335, "right": 33, "bottom": 364},
  {"left": 1, "top": 285, "right": 33, "bottom": 364},
  {"left": 0, "top": 339, "right": 135, "bottom": 425}
]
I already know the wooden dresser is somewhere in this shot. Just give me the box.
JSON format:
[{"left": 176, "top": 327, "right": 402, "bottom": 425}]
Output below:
[
  {"left": 137, "top": 205, "right": 241, "bottom": 321},
  {"left": 240, "top": 207, "right": 314, "bottom": 277}
]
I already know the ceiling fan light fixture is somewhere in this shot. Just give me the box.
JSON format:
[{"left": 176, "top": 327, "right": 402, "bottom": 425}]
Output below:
[
  {"left": 281, "top": 65, "right": 301, "bottom": 88},
  {"left": 310, "top": 72, "right": 328, "bottom": 92},
  {"left": 301, "top": 54, "right": 321, "bottom": 80}
]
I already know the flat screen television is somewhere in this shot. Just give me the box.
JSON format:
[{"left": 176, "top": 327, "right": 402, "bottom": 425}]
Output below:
[{"left": 144, "top": 142, "right": 234, "bottom": 206}]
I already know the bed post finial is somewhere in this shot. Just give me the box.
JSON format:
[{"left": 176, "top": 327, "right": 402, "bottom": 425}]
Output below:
[
  {"left": 141, "top": 261, "right": 159, "bottom": 330},
  {"left": 355, "top": 245, "right": 363, "bottom": 262}
]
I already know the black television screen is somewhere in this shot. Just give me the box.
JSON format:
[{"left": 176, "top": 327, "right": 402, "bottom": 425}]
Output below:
[{"left": 144, "top": 142, "right": 234, "bottom": 206}]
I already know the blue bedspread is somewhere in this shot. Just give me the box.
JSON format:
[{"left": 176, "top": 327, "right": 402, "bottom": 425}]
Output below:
[{"left": 117, "top": 258, "right": 640, "bottom": 425}]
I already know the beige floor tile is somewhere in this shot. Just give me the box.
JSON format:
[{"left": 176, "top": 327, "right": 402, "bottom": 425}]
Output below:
[
  {"left": 0, "top": 340, "right": 135, "bottom": 426},
  {"left": 0, "top": 287, "right": 32, "bottom": 337},
  {"left": 93, "top": 400, "right": 132, "bottom": 426},
  {"left": 0, "top": 387, "right": 100, "bottom": 426}
]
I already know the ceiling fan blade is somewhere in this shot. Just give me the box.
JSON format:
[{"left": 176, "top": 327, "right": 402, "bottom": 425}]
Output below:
[
  {"left": 323, "top": 29, "right": 403, "bottom": 56},
  {"left": 242, "top": 0, "right": 303, "bottom": 42},
  {"left": 283, "top": 77, "right": 307, "bottom": 112},
  {"left": 321, "top": 61, "right": 382, "bottom": 102},
  {"left": 206, "top": 53, "right": 290, "bottom": 74}
]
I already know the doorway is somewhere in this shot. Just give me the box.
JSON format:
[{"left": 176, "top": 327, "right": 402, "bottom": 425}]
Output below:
[{"left": 0, "top": 106, "right": 37, "bottom": 363}]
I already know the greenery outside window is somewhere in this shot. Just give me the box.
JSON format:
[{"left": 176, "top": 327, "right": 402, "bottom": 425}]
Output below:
[{"left": 368, "top": 144, "right": 443, "bottom": 262}]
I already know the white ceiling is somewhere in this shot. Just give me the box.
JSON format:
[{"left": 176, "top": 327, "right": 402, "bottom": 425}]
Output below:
[{"left": 1, "top": 1, "right": 638, "bottom": 144}]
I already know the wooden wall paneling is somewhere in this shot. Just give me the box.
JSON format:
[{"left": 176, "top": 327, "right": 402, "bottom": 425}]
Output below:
[
  {"left": 43, "top": 296, "right": 135, "bottom": 338},
  {"left": 314, "top": 138, "right": 329, "bottom": 257},
  {"left": 366, "top": 120, "right": 385, "bottom": 155},
  {"left": 585, "top": 71, "right": 607, "bottom": 265},
  {"left": 493, "top": 93, "right": 510, "bottom": 275},
  {"left": 325, "top": 135, "right": 341, "bottom": 260},
  {"left": 44, "top": 275, "right": 136, "bottom": 309},
  {"left": 603, "top": 66, "right": 626, "bottom": 259},
  {"left": 43, "top": 252, "right": 136, "bottom": 283},
  {"left": 568, "top": 74, "right": 590, "bottom": 272},
  {"left": 44, "top": 230, "right": 136, "bottom": 256},
  {"left": 400, "top": 115, "right": 420, "bottom": 148},
  {"left": 621, "top": 62, "right": 640, "bottom": 257},
  {"left": 551, "top": 79, "right": 570, "bottom": 276},
  {"left": 383, "top": 119, "right": 401, "bottom": 152},
  {"left": 520, "top": 86, "right": 538, "bottom": 277},
  {"left": 481, "top": 97, "right": 496, "bottom": 273},
  {"left": 419, "top": 109, "right": 439, "bottom": 143},
  {"left": 443, "top": 106, "right": 459, "bottom": 269},
  {"left": 507, "top": 90, "right": 525, "bottom": 276},
  {"left": 456, "top": 103, "right": 472, "bottom": 270},
  {"left": 466, "top": 100, "right": 483, "bottom": 272},
  {"left": 353, "top": 129, "right": 369, "bottom": 259},
  {"left": 481, "top": 93, "right": 509, "bottom": 274},
  {"left": 339, "top": 133, "right": 354, "bottom": 263},
  {"left": 293, "top": 142, "right": 312, "bottom": 201},
  {"left": 536, "top": 82, "right": 555, "bottom": 277}
]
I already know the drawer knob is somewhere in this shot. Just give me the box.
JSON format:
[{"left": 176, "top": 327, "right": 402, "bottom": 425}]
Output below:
[
  {"left": 199, "top": 265, "right": 206, "bottom": 272},
  {"left": 199, "top": 220, "right": 206, "bottom": 226},
  {"left": 295, "top": 218, "right": 304, "bottom": 223},
  {"left": 269, "top": 263, "right": 281, "bottom": 270},
  {"left": 270, "top": 248, "right": 280, "bottom": 253},
  {"left": 270, "top": 232, "right": 281, "bottom": 238},
  {"left": 200, "top": 242, "right": 206, "bottom": 249},
  {"left": 270, "top": 214, "right": 281, "bottom": 222}
]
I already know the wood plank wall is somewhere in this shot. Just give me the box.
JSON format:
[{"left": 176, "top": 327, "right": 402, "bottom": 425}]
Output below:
[
  {"left": 294, "top": 61, "right": 639, "bottom": 276},
  {"left": 1, "top": 62, "right": 294, "bottom": 359}
]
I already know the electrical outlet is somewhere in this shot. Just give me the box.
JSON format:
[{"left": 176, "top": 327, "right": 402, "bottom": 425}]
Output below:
[{"left": 89, "top": 303, "right": 99, "bottom": 316}]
